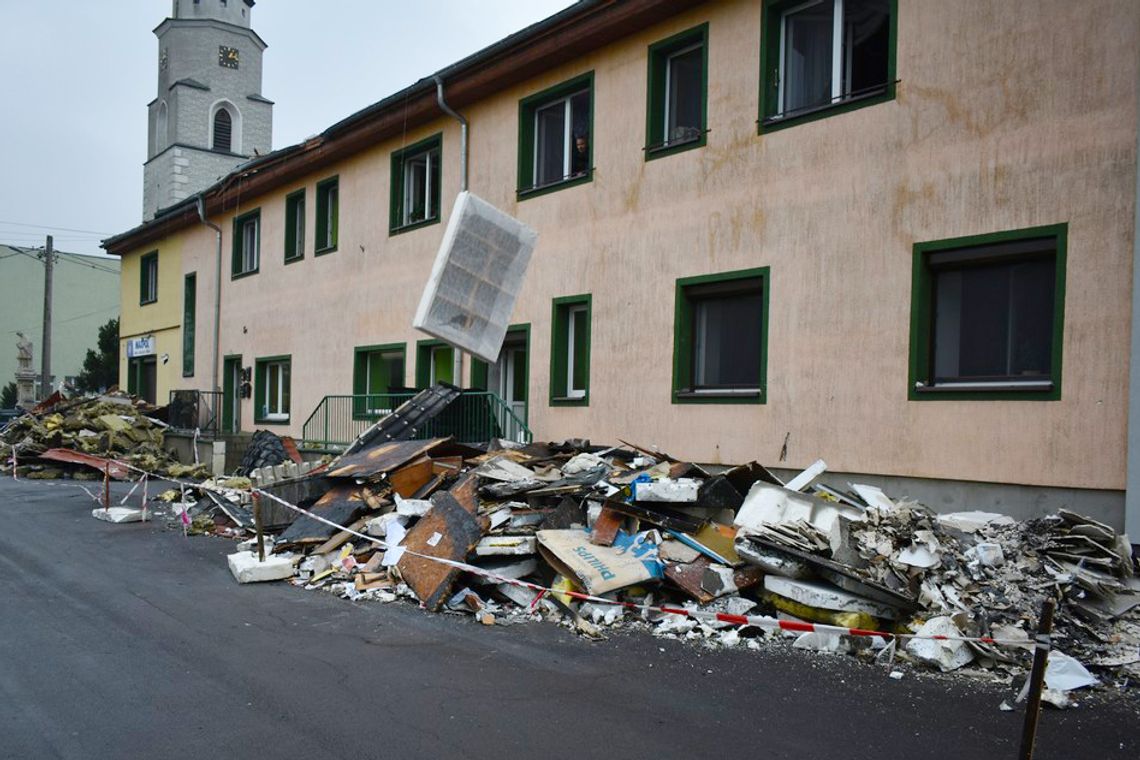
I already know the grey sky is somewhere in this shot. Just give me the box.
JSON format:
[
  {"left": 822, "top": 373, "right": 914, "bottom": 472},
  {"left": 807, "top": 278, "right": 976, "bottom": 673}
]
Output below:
[{"left": 0, "top": 0, "right": 572, "bottom": 258}]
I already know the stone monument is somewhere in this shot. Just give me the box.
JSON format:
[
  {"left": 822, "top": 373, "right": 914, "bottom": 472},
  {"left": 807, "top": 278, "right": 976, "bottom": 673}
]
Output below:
[{"left": 14, "top": 333, "right": 37, "bottom": 409}]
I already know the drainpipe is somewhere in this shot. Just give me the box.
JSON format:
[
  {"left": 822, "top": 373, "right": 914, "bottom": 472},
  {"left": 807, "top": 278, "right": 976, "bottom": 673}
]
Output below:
[
  {"left": 196, "top": 194, "right": 223, "bottom": 396},
  {"left": 434, "top": 75, "right": 469, "bottom": 386}
]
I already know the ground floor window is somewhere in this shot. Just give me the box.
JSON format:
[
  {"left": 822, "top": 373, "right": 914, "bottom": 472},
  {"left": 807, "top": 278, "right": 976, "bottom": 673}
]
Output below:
[
  {"left": 415, "top": 340, "right": 455, "bottom": 388},
  {"left": 673, "top": 268, "right": 769, "bottom": 404},
  {"left": 909, "top": 224, "right": 1066, "bottom": 400},
  {"left": 255, "top": 355, "right": 291, "bottom": 423},
  {"left": 353, "top": 344, "right": 406, "bottom": 417}
]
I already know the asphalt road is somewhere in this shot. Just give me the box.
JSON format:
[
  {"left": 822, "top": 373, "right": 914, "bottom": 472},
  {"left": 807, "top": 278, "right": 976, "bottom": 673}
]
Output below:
[{"left": 1, "top": 476, "right": 1136, "bottom": 760}]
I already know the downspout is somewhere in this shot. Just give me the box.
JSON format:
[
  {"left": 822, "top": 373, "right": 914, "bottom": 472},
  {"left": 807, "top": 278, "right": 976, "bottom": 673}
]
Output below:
[
  {"left": 196, "top": 194, "right": 223, "bottom": 396},
  {"left": 434, "top": 75, "right": 469, "bottom": 386}
]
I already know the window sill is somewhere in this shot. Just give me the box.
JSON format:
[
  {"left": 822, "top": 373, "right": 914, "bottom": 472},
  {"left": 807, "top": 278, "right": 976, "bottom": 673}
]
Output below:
[
  {"left": 254, "top": 415, "right": 290, "bottom": 424},
  {"left": 284, "top": 254, "right": 304, "bottom": 265},
  {"left": 644, "top": 133, "right": 706, "bottom": 161},
  {"left": 759, "top": 86, "right": 894, "bottom": 134},
  {"left": 231, "top": 268, "right": 259, "bottom": 281},
  {"left": 139, "top": 298, "right": 157, "bottom": 306},
  {"left": 550, "top": 394, "right": 588, "bottom": 407},
  {"left": 673, "top": 388, "right": 763, "bottom": 405},
  {"left": 910, "top": 379, "right": 1058, "bottom": 401},
  {"left": 517, "top": 170, "right": 592, "bottom": 201},
  {"left": 315, "top": 245, "right": 337, "bottom": 257},
  {"left": 389, "top": 216, "right": 441, "bottom": 236}
]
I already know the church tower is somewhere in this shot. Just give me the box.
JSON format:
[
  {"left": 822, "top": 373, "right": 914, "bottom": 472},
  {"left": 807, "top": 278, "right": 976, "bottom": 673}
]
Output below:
[{"left": 143, "top": 0, "right": 273, "bottom": 219}]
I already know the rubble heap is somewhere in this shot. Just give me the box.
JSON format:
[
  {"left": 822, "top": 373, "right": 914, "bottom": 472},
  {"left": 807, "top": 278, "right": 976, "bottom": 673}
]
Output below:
[
  {"left": 0, "top": 391, "right": 209, "bottom": 480},
  {"left": 179, "top": 436, "right": 1137, "bottom": 699}
]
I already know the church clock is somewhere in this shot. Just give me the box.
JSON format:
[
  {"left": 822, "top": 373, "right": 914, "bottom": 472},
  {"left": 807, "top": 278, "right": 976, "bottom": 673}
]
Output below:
[{"left": 218, "top": 46, "right": 239, "bottom": 69}]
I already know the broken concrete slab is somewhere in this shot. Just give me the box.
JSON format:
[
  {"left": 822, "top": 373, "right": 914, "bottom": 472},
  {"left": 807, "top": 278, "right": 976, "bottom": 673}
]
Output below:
[
  {"left": 91, "top": 507, "right": 144, "bottom": 524},
  {"left": 906, "top": 616, "right": 975, "bottom": 672},
  {"left": 227, "top": 550, "right": 297, "bottom": 583}
]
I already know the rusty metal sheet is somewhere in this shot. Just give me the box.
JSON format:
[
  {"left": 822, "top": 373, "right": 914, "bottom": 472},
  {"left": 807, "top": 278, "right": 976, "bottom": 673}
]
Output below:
[
  {"left": 325, "top": 438, "right": 453, "bottom": 479},
  {"left": 39, "top": 448, "right": 132, "bottom": 480},
  {"left": 396, "top": 492, "right": 486, "bottom": 611}
]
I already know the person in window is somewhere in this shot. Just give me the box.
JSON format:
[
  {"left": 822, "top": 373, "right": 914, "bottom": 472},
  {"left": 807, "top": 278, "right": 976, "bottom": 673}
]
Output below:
[{"left": 571, "top": 133, "right": 589, "bottom": 177}]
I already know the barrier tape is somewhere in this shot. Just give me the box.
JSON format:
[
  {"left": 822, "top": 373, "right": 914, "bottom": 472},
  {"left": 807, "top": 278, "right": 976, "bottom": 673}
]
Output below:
[{"left": 2, "top": 452, "right": 1042, "bottom": 649}]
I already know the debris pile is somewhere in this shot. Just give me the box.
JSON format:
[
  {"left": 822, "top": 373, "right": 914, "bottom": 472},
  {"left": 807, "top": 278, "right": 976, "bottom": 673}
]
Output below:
[
  {"left": 0, "top": 391, "right": 209, "bottom": 480},
  {"left": 205, "top": 433, "right": 1138, "bottom": 698}
]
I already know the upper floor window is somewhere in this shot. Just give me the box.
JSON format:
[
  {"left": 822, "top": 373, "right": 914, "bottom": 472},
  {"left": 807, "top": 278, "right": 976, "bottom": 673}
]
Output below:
[
  {"left": 213, "top": 108, "right": 233, "bottom": 152},
  {"left": 390, "top": 134, "right": 442, "bottom": 234},
  {"left": 231, "top": 209, "right": 260, "bottom": 278},
  {"left": 140, "top": 251, "right": 158, "bottom": 305},
  {"left": 284, "top": 189, "right": 305, "bottom": 262},
  {"left": 315, "top": 176, "right": 339, "bottom": 254},
  {"left": 646, "top": 24, "right": 708, "bottom": 157},
  {"left": 909, "top": 225, "right": 1067, "bottom": 401},
  {"left": 760, "top": 0, "right": 895, "bottom": 131},
  {"left": 518, "top": 72, "right": 593, "bottom": 198}
]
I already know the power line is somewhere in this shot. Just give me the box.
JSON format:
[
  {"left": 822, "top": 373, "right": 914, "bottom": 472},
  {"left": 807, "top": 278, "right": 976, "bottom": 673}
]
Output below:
[
  {"left": 0, "top": 220, "right": 113, "bottom": 235},
  {"left": 5, "top": 304, "right": 119, "bottom": 336}
]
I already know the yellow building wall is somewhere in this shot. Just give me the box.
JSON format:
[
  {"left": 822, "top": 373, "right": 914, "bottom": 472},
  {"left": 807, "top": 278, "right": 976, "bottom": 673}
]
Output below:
[{"left": 118, "top": 235, "right": 183, "bottom": 404}]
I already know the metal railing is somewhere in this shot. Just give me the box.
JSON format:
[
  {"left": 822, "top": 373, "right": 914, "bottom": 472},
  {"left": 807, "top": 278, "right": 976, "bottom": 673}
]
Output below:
[
  {"left": 301, "top": 391, "right": 532, "bottom": 451},
  {"left": 168, "top": 389, "right": 223, "bottom": 437}
]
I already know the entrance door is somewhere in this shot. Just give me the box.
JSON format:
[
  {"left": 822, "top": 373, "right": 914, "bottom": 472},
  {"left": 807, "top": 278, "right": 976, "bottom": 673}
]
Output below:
[
  {"left": 222, "top": 356, "right": 241, "bottom": 433},
  {"left": 127, "top": 356, "right": 157, "bottom": 404},
  {"left": 491, "top": 329, "right": 528, "bottom": 439}
]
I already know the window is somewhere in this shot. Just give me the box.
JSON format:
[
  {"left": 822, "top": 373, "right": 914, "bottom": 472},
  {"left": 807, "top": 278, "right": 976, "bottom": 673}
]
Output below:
[
  {"left": 909, "top": 225, "right": 1067, "bottom": 401},
  {"left": 255, "top": 356, "right": 291, "bottom": 423},
  {"left": 517, "top": 72, "right": 593, "bottom": 198},
  {"left": 759, "top": 0, "right": 895, "bottom": 131},
  {"left": 183, "top": 273, "right": 196, "bottom": 377},
  {"left": 415, "top": 340, "right": 455, "bottom": 388},
  {"left": 315, "top": 176, "right": 338, "bottom": 253},
  {"left": 284, "top": 189, "right": 305, "bottom": 262},
  {"left": 390, "top": 134, "right": 442, "bottom": 233},
  {"left": 140, "top": 251, "right": 158, "bottom": 305},
  {"left": 231, "top": 209, "right": 260, "bottom": 277},
  {"left": 673, "top": 268, "right": 769, "bottom": 404},
  {"left": 550, "top": 295, "right": 591, "bottom": 405},
  {"left": 646, "top": 24, "right": 708, "bottom": 158},
  {"left": 353, "top": 344, "right": 407, "bottom": 418},
  {"left": 213, "top": 108, "right": 232, "bottom": 152}
]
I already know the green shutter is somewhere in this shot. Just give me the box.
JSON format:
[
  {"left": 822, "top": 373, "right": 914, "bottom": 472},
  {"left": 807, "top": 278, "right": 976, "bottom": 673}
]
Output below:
[{"left": 183, "top": 273, "right": 196, "bottom": 376}]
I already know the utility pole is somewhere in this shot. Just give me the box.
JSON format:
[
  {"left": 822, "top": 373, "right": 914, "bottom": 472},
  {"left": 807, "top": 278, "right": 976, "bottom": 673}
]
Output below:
[{"left": 40, "top": 235, "right": 53, "bottom": 399}]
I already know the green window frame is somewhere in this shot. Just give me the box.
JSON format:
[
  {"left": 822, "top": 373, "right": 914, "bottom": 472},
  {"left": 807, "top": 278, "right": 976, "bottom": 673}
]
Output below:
[
  {"left": 231, "top": 209, "right": 260, "bottom": 278},
  {"left": 254, "top": 355, "right": 291, "bottom": 424},
  {"left": 645, "top": 23, "right": 708, "bottom": 160},
  {"left": 758, "top": 0, "right": 897, "bottom": 133},
  {"left": 908, "top": 224, "right": 1067, "bottom": 402},
  {"left": 352, "top": 343, "right": 407, "bottom": 419},
  {"left": 672, "top": 267, "right": 770, "bottom": 405},
  {"left": 415, "top": 339, "right": 455, "bottom": 389},
  {"left": 182, "top": 272, "right": 196, "bottom": 377},
  {"left": 284, "top": 189, "right": 305, "bottom": 263},
  {"left": 517, "top": 71, "right": 594, "bottom": 200},
  {"left": 139, "top": 251, "right": 158, "bottom": 305},
  {"left": 315, "top": 176, "right": 339, "bottom": 254},
  {"left": 390, "top": 133, "right": 442, "bottom": 235},
  {"left": 550, "top": 294, "right": 592, "bottom": 406}
]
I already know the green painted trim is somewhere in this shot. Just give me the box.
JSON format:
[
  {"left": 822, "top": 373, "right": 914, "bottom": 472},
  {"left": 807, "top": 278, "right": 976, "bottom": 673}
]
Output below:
[
  {"left": 516, "top": 71, "right": 594, "bottom": 201},
  {"left": 230, "top": 209, "right": 261, "bottom": 279},
  {"left": 139, "top": 250, "right": 158, "bottom": 305},
  {"left": 182, "top": 272, "right": 196, "bottom": 377},
  {"left": 470, "top": 358, "right": 488, "bottom": 390},
  {"left": 223, "top": 355, "right": 241, "bottom": 432},
  {"left": 907, "top": 223, "right": 1067, "bottom": 402},
  {"left": 315, "top": 175, "right": 339, "bottom": 255},
  {"left": 645, "top": 23, "right": 708, "bottom": 162},
  {"left": 757, "top": 0, "right": 898, "bottom": 135},
  {"left": 549, "top": 294, "right": 592, "bottom": 407},
  {"left": 389, "top": 132, "right": 443, "bottom": 235},
  {"left": 414, "top": 339, "right": 454, "bottom": 389},
  {"left": 352, "top": 342, "right": 407, "bottom": 419},
  {"left": 671, "top": 267, "right": 770, "bottom": 405},
  {"left": 284, "top": 188, "right": 305, "bottom": 263},
  {"left": 507, "top": 323, "right": 531, "bottom": 424},
  {"left": 253, "top": 354, "right": 292, "bottom": 424}
]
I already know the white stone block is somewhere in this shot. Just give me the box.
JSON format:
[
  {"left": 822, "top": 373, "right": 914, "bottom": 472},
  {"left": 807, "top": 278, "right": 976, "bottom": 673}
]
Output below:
[
  {"left": 91, "top": 507, "right": 144, "bottom": 524},
  {"left": 763, "top": 575, "right": 900, "bottom": 619},
  {"left": 227, "top": 550, "right": 296, "bottom": 584}
]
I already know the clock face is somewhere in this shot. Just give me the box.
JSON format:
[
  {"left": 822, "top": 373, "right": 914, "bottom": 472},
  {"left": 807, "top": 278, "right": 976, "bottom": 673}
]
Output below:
[{"left": 218, "top": 46, "right": 239, "bottom": 69}]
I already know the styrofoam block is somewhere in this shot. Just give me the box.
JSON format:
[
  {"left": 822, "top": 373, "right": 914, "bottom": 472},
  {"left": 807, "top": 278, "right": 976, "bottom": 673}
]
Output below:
[
  {"left": 763, "top": 575, "right": 900, "bottom": 619},
  {"left": 91, "top": 507, "right": 144, "bottom": 523},
  {"left": 227, "top": 550, "right": 297, "bottom": 583},
  {"left": 413, "top": 191, "right": 538, "bottom": 363}
]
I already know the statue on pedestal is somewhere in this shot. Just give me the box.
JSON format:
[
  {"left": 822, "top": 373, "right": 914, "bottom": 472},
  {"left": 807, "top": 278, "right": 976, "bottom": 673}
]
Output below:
[{"left": 14, "top": 332, "right": 37, "bottom": 409}]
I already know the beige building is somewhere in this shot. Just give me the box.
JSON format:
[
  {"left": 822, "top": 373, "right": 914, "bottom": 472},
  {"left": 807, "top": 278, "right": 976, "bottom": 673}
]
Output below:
[{"left": 105, "top": 0, "right": 1140, "bottom": 533}]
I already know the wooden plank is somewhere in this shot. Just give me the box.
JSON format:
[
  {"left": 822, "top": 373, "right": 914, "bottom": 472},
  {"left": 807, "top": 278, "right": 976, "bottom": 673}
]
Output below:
[
  {"left": 396, "top": 492, "right": 486, "bottom": 611},
  {"left": 589, "top": 507, "right": 623, "bottom": 547},
  {"left": 390, "top": 456, "right": 434, "bottom": 498},
  {"left": 309, "top": 516, "right": 371, "bottom": 556}
]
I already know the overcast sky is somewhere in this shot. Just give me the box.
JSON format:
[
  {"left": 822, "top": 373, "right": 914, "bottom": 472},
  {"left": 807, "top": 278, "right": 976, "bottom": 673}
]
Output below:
[{"left": 0, "top": 0, "right": 573, "bottom": 258}]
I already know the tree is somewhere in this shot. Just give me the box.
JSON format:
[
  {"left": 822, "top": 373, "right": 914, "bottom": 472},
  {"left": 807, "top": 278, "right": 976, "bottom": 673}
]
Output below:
[
  {"left": 75, "top": 318, "right": 120, "bottom": 394},
  {"left": 1, "top": 382, "right": 15, "bottom": 408}
]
